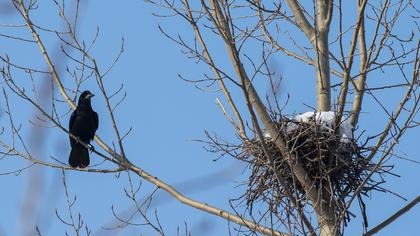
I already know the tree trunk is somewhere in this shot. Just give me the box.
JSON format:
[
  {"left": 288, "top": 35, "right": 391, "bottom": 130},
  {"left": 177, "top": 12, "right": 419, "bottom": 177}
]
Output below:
[
  {"left": 315, "top": 31, "right": 331, "bottom": 111},
  {"left": 315, "top": 0, "right": 332, "bottom": 111}
]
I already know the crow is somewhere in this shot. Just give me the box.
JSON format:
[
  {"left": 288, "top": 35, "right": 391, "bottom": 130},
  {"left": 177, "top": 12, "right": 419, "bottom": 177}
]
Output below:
[{"left": 68, "top": 90, "right": 99, "bottom": 168}]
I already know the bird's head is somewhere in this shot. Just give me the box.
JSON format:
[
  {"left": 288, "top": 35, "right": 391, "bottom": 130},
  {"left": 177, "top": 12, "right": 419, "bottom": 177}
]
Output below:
[{"left": 79, "top": 90, "right": 95, "bottom": 104}]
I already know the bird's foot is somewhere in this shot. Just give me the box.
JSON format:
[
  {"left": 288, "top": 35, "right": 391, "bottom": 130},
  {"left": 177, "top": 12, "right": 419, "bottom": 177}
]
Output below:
[
  {"left": 89, "top": 145, "right": 95, "bottom": 152},
  {"left": 74, "top": 136, "right": 81, "bottom": 144}
]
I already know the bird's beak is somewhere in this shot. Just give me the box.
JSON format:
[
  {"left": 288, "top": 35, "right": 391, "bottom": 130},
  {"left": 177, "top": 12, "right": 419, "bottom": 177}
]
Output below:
[{"left": 86, "top": 93, "right": 95, "bottom": 99}]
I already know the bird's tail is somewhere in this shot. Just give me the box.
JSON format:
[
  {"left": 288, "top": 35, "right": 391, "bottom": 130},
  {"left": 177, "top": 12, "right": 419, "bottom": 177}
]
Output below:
[{"left": 69, "top": 143, "right": 90, "bottom": 168}]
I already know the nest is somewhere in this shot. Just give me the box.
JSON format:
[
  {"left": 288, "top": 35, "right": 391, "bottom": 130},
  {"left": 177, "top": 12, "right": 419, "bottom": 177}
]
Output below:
[{"left": 239, "top": 118, "right": 387, "bottom": 224}]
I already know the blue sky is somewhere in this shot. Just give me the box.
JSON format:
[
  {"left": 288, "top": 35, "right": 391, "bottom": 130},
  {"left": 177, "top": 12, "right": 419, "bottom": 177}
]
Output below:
[{"left": 0, "top": 1, "right": 419, "bottom": 236}]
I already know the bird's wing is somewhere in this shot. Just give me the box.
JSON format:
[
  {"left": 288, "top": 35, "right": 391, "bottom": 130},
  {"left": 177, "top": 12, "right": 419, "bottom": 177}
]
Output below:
[
  {"left": 91, "top": 111, "right": 99, "bottom": 140},
  {"left": 94, "top": 111, "right": 99, "bottom": 130},
  {"left": 69, "top": 110, "right": 76, "bottom": 130},
  {"left": 69, "top": 110, "right": 77, "bottom": 146}
]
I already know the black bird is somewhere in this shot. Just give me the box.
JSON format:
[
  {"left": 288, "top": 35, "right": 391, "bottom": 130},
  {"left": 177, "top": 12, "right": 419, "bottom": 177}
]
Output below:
[{"left": 68, "top": 90, "right": 99, "bottom": 168}]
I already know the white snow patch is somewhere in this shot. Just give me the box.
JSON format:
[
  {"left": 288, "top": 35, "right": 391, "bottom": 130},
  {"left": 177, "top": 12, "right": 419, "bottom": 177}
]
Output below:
[
  {"left": 263, "top": 111, "right": 354, "bottom": 143},
  {"left": 291, "top": 111, "right": 354, "bottom": 143}
]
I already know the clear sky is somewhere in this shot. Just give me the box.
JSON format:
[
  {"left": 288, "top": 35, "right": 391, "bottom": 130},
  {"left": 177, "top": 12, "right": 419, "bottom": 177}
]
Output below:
[{"left": 0, "top": 1, "right": 419, "bottom": 236}]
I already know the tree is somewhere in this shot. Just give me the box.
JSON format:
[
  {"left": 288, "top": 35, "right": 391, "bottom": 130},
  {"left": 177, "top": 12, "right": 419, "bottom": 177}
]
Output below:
[{"left": 1, "top": 0, "right": 419, "bottom": 236}]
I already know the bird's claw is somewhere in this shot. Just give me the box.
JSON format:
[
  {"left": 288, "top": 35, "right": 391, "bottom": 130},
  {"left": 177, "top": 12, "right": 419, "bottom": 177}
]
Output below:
[{"left": 89, "top": 145, "right": 95, "bottom": 152}]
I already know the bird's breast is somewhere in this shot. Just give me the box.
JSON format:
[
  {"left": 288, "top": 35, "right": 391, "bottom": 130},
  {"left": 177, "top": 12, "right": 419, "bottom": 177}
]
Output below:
[{"left": 70, "top": 112, "right": 97, "bottom": 140}]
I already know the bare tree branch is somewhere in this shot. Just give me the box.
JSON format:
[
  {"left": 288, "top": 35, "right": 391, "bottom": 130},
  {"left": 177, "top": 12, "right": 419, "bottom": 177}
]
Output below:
[{"left": 364, "top": 195, "right": 420, "bottom": 236}]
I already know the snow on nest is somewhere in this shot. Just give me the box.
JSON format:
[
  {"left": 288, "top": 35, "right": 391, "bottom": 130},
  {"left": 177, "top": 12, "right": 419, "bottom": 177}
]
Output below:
[
  {"left": 294, "top": 111, "right": 353, "bottom": 143},
  {"left": 266, "top": 111, "right": 354, "bottom": 143}
]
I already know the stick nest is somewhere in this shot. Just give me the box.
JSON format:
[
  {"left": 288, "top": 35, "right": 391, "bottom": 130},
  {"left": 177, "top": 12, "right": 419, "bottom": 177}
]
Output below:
[{"left": 239, "top": 119, "right": 384, "bottom": 223}]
